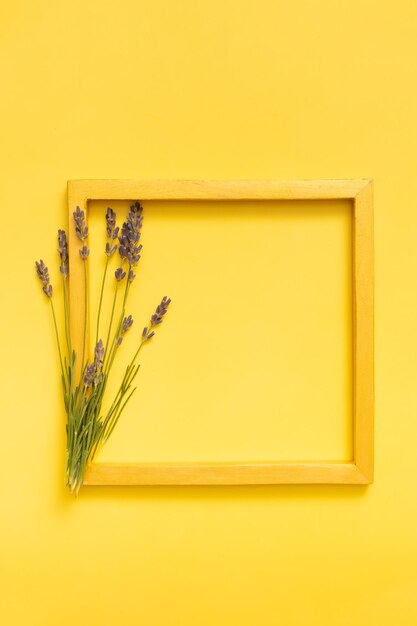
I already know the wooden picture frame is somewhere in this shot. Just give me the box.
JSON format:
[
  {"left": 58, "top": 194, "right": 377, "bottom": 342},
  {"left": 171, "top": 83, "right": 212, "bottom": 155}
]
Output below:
[{"left": 68, "top": 179, "right": 374, "bottom": 485}]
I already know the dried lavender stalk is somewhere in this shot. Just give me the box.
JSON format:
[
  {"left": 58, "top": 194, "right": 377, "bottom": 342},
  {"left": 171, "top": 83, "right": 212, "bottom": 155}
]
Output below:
[
  {"left": 104, "top": 201, "right": 144, "bottom": 370},
  {"left": 58, "top": 230, "right": 68, "bottom": 277},
  {"left": 96, "top": 207, "right": 119, "bottom": 346},
  {"left": 142, "top": 296, "right": 171, "bottom": 342},
  {"left": 73, "top": 206, "right": 88, "bottom": 241},
  {"left": 73, "top": 206, "right": 89, "bottom": 376},
  {"left": 35, "top": 259, "right": 53, "bottom": 298},
  {"left": 116, "top": 315, "right": 134, "bottom": 347},
  {"left": 118, "top": 201, "right": 143, "bottom": 269}
]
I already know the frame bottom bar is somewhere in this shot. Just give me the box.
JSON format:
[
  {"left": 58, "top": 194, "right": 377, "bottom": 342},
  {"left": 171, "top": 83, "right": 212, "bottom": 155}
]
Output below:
[{"left": 84, "top": 462, "right": 370, "bottom": 486}]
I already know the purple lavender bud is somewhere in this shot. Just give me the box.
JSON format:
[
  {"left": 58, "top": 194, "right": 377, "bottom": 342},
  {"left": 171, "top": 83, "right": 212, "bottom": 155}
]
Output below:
[
  {"left": 35, "top": 259, "right": 49, "bottom": 284},
  {"left": 142, "top": 326, "right": 154, "bottom": 341},
  {"left": 122, "top": 315, "right": 133, "bottom": 334},
  {"left": 105, "top": 242, "right": 117, "bottom": 257},
  {"left": 106, "top": 207, "right": 116, "bottom": 238},
  {"left": 58, "top": 229, "right": 69, "bottom": 277},
  {"left": 94, "top": 339, "right": 105, "bottom": 368},
  {"left": 142, "top": 297, "right": 171, "bottom": 341},
  {"left": 73, "top": 206, "right": 88, "bottom": 241},
  {"left": 35, "top": 259, "right": 53, "bottom": 298},
  {"left": 116, "top": 315, "right": 134, "bottom": 348},
  {"left": 84, "top": 341, "right": 105, "bottom": 387},
  {"left": 151, "top": 296, "right": 171, "bottom": 326},
  {"left": 112, "top": 226, "right": 119, "bottom": 240},
  {"left": 115, "top": 267, "right": 126, "bottom": 282},
  {"left": 79, "top": 245, "right": 90, "bottom": 260},
  {"left": 128, "top": 268, "right": 136, "bottom": 283},
  {"left": 84, "top": 363, "right": 95, "bottom": 387},
  {"left": 93, "top": 371, "right": 103, "bottom": 385}
]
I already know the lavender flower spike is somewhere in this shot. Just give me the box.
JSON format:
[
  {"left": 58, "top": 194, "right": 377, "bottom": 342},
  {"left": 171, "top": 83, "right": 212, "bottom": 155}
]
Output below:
[
  {"left": 116, "top": 315, "right": 134, "bottom": 347},
  {"left": 151, "top": 296, "right": 171, "bottom": 326},
  {"left": 118, "top": 201, "right": 143, "bottom": 267},
  {"left": 142, "top": 296, "right": 171, "bottom": 342},
  {"left": 105, "top": 207, "right": 119, "bottom": 257},
  {"left": 35, "top": 259, "right": 53, "bottom": 298},
  {"left": 106, "top": 207, "right": 119, "bottom": 240},
  {"left": 94, "top": 339, "right": 105, "bottom": 369},
  {"left": 83, "top": 363, "right": 95, "bottom": 387},
  {"left": 84, "top": 340, "right": 105, "bottom": 387},
  {"left": 73, "top": 206, "right": 88, "bottom": 241},
  {"left": 58, "top": 229, "right": 69, "bottom": 277}
]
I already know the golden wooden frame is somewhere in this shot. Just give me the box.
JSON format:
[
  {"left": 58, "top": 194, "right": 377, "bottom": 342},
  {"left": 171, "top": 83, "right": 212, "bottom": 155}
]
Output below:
[{"left": 68, "top": 179, "right": 374, "bottom": 485}]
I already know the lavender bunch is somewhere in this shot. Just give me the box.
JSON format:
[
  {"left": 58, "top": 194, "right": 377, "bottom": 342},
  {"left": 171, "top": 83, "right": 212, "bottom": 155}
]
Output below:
[{"left": 35, "top": 201, "right": 172, "bottom": 494}]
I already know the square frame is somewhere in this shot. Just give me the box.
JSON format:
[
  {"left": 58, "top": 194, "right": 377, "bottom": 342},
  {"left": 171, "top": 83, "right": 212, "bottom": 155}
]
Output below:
[{"left": 68, "top": 179, "right": 374, "bottom": 485}]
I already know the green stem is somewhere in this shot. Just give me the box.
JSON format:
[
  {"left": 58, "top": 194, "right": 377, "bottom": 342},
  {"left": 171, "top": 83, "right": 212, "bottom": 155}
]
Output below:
[
  {"left": 81, "top": 260, "right": 88, "bottom": 380},
  {"left": 96, "top": 256, "right": 109, "bottom": 345},
  {"left": 63, "top": 277, "right": 72, "bottom": 357},
  {"left": 104, "top": 283, "right": 118, "bottom": 366},
  {"left": 104, "top": 272, "right": 131, "bottom": 375},
  {"left": 50, "top": 299, "right": 65, "bottom": 387}
]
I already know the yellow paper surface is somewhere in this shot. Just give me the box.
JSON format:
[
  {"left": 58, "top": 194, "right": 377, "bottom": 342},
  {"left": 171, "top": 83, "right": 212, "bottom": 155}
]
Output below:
[{"left": 1, "top": 1, "right": 416, "bottom": 624}]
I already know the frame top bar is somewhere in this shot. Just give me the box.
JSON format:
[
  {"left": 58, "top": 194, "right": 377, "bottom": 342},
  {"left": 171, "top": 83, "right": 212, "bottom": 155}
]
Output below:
[{"left": 68, "top": 179, "right": 371, "bottom": 201}]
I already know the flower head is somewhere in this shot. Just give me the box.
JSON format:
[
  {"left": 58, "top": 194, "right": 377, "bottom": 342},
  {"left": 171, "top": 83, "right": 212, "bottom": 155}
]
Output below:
[
  {"left": 151, "top": 296, "right": 171, "bottom": 326},
  {"left": 118, "top": 201, "right": 143, "bottom": 266},
  {"left": 116, "top": 315, "right": 134, "bottom": 347},
  {"left": 94, "top": 339, "right": 105, "bottom": 368},
  {"left": 106, "top": 207, "right": 119, "bottom": 240},
  {"left": 83, "top": 363, "right": 95, "bottom": 387},
  {"left": 84, "top": 340, "right": 105, "bottom": 387},
  {"left": 142, "top": 296, "right": 171, "bottom": 342},
  {"left": 58, "top": 229, "right": 68, "bottom": 277},
  {"left": 35, "top": 259, "right": 53, "bottom": 298},
  {"left": 73, "top": 206, "right": 88, "bottom": 241}
]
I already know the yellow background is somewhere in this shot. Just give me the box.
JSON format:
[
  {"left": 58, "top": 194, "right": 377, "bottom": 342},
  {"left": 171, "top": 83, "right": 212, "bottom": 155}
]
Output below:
[{"left": 1, "top": 1, "right": 416, "bottom": 624}]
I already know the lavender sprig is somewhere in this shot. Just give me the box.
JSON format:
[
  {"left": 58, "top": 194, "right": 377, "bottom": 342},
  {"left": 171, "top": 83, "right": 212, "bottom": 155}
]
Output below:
[
  {"left": 58, "top": 230, "right": 68, "bottom": 277},
  {"left": 74, "top": 206, "right": 90, "bottom": 261},
  {"left": 84, "top": 340, "right": 105, "bottom": 387},
  {"left": 118, "top": 201, "right": 143, "bottom": 269},
  {"left": 104, "top": 202, "right": 144, "bottom": 367},
  {"left": 35, "top": 258, "right": 65, "bottom": 388},
  {"left": 116, "top": 315, "right": 134, "bottom": 347},
  {"left": 73, "top": 206, "right": 88, "bottom": 241},
  {"left": 106, "top": 207, "right": 119, "bottom": 241},
  {"left": 35, "top": 259, "right": 53, "bottom": 298},
  {"left": 57, "top": 229, "right": 72, "bottom": 355},
  {"left": 105, "top": 207, "right": 119, "bottom": 257},
  {"left": 73, "top": 206, "right": 89, "bottom": 376},
  {"left": 96, "top": 207, "right": 119, "bottom": 345},
  {"left": 142, "top": 296, "right": 171, "bottom": 342}
]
